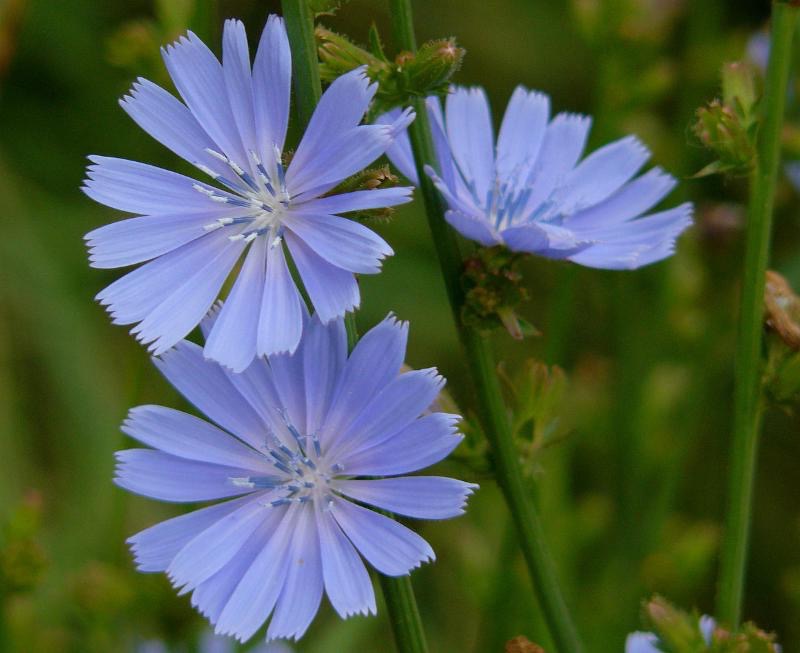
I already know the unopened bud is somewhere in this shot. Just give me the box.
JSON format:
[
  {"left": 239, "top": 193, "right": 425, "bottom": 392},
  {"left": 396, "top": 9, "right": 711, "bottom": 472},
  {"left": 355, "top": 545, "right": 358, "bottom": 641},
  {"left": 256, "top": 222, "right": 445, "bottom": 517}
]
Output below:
[
  {"left": 644, "top": 596, "right": 707, "bottom": 650},
  {"left": 722, "top": 61, "right": 760, "bottom": 126},
  {"left": 692, "top": 99, "right": 756, "bottom": 177},
  {"left": 404, "top": 39, "right": 465, "bottom": 96},
  {"left": 316, "top": 26, "right": 385, "bottom": 82}
]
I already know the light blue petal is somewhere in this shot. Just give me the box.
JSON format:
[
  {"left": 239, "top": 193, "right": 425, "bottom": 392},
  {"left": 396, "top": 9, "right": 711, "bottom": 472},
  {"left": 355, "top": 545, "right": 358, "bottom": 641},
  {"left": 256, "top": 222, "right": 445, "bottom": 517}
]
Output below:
[
  {"left": 568, "top": 204, "right": 691, "bottom": 270},
  {"left": 303, "top": 317, "right": 348, "bottom": 435},
  {"left": 556, "top": 135, "right": 650, "bottom": 213},
  {"left": 524, "top": 112, "right": 591, "bottom": 213},
  {"left": 168, "top": 495, "right": 271, "bottom": 592},
  {"left": 267, "top": 505, "right": 323, "bottom": 641},
  {"left": 328, "top": 368, "right": 444, "bottom": 463},
  {"left": 427, "top": 95, "right": 463, "bottom": 193},
  {"left": 162, "top": 31, "right": 248, "bottom": 168},
  {"left": 565, "top": 167, "right": 676, "bottom": 230},
  {"left": 286, "top": 125, "right": 394, "bottom": 200},
  {"left": 445, "top": 86, "right": 495, "bottom": 204},
  {"left": 625, "top": 632, "right": 660, "bottom": 653},
  {"left": 291, "top": 187, "right": 413, "bottom": 215},
  {"left": 267, "top": 345, "right": 308, "bottom": 440},
  {"left": 220, "top": 359, "right": 296, "bottom": 448},
  {"left": 444, "top": 209, "right": 500, "bottom": 247},
  {"left": 699, "top": 616, "right": 715, "bottom": 643},
  {"left": 321, "top": 315, "right": 408, "bottom": 450},
  {"left": 495, "top": 86, "right": 550, "bottom": 182},
  {"left": 285, "top": 213, "right": 393, "bottom": 274},
  {"left": 339, "top": 413, "right": 463, "bottom": 476},
  {"left": 222, "top": 20, "right": 257, "bottom": 162},
  {"left": 155, "top": 340, "right": 268, "bottom": 450},
  {"left": 191, "top": 511, "right": 280, "bottom": 624},
  {"left": 130, "top": 235, "right": 246, "bottom": 355},
  {"left": 376, "top": 108, "right": 418, "bottom": 183},
  {"left": 253, "top": 15, "right": 291, "bottom": 163},
  {"left": 97, "top": 229, "right": 235, "bottom": 327},
  {"left": 336, "top": 477, "right": 477, "bottom": 520},
  {"left": 285, "top": 233, "right": 359, "bottom": 323},
  {"left": 127, "top": 496, "right": 252, "bottom": 572},
  {"left": 85, "top": 212, "right": 219, "bottom": 269},
  {"left": 287, "top": 68, "right": 375, "bottom": 184},
  {"left": 119, "top": 78, "right": 229, "bottom": 177},
  {"left": 205, "top": 238, "right": 267, "bottom": 371},
  {"left": 314, "top": 504, "right": 376, "bottom": 619},
  {"left": 331, "top": 498, "right": 434, "bottom": 576},
  {"left": 83, "top": 156, "right": 225, "bottom": 215},
  {"left": 114, "top": 449, "right": 254, "bottom": 503},
  {"left": 215, "top": 504, "right": 299, "bottom": 641},
  {"left": 122, "top": 405, "right": 268, "bottom": 470},
  {"left": 257, "top": 241, "right": 305, "bottom": 356}
]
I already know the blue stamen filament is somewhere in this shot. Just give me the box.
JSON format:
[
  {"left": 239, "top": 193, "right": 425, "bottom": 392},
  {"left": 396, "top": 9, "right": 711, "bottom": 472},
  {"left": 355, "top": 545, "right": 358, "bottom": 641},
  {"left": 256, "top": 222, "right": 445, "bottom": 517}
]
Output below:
[
  {"left": 230, "top": 419, "right": 345, "bottom": 510},
  {"left": 194, "top": 145, "right": 293, "bottom": 243}
]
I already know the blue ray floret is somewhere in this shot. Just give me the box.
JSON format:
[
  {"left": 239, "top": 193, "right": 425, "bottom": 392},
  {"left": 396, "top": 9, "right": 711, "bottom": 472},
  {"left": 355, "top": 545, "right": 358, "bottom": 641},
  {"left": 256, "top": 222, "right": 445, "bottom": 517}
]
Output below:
[
  {"left": 115, "top": 309, "right": 477, "bottom": 643},
  {"left": 83, "top": 16, "right": 414, "bottom": 371},
  {"left": 380, "top": 86, "right": 692, "bottom": 269}
]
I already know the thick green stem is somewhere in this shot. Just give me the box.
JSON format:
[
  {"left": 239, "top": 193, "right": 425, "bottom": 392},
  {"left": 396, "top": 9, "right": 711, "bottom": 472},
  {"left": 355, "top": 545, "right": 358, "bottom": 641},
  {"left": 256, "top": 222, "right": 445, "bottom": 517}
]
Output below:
[
  {"left": 717, "top": 0, "right": 798, "bottom": 627},
  {"left": 282, "top": 0, "right": 322, "bottom": 124},
  {"left": 379, "top": 574, "right": 429, "bottom": 653},
  {"left": 281, "top": 4, "right": 429, "bottom": 651},
  {"left": 388, "top": 2, "right": 583, "bottom": 651}
]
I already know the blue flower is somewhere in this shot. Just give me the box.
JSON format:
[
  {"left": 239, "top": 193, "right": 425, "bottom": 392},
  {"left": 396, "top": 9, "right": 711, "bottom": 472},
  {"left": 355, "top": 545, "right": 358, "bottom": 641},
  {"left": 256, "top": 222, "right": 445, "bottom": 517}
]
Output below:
[
  {"left": 625, "top": 615, "right": 715, "bottom": 652},
  {"left": 380, "top": 86, "right": 692, "bottom": 270},
  {"left": 116, "top": 310, "right": 476, "bottom": 643},
  {"left": 84, "top": 16, "right": 414, "bottom": 371}
]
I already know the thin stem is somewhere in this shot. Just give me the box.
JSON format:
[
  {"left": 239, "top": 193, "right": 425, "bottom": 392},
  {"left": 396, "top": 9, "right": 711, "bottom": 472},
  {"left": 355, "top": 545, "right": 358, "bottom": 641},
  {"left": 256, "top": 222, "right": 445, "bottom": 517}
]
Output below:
[
  {"left": 717, "top": 0, "right": 798, "bottom": 627},
  {"left": 379, "top": 574, "right": 429, "bottom": 653},
  {"left": 282, "top": 0, "right": 322, "bottom": 126},
  {"left": 388, "top": 2, "right": 583, "bottom": 651},
  {"left": 282, "top": 4, "right": 429, "bottom": 651}
]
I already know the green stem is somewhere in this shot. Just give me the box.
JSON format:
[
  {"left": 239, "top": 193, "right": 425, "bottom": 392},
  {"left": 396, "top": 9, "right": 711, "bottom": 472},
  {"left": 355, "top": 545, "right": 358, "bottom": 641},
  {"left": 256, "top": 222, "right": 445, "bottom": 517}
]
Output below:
[
  {"left": 389, "top": 2, "right": 583, "bottom": 651},
  {"left": 282, "top": 4, "right": 429, "bottom": 651},
  {"left": 379, "top": 575, "right": 429, "bottom": 653},
  {"left": 282, "top": 0, "right": 322, "bottom": 124},
  {"left": 717, "top": 0, "right": 798, "bottom": 627}
]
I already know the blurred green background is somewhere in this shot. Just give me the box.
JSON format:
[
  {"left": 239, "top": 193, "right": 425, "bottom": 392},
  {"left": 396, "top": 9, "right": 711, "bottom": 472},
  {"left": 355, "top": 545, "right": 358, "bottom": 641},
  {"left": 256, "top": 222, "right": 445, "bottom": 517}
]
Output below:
[{"left": 1, "top": 0, "right": 799, "bottom": 651}]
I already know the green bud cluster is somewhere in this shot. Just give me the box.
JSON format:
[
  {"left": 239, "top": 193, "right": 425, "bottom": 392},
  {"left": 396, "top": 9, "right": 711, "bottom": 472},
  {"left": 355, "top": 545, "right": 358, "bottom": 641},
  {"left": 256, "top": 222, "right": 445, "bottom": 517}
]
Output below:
[
  {"left": 498, "top": 359, "right": 570, "bottom": 477},
  {"left": 693, "top": 62, "right": 761, "bottom": 178},
  {"left": 460, "top": 246, "right": 532, "bottom": 340},
  {"left": 317, "top": 25, "right": 464, "bottom": 116},
  {"left": 640, "top": 596, "right": 781, "bottom": 652}
]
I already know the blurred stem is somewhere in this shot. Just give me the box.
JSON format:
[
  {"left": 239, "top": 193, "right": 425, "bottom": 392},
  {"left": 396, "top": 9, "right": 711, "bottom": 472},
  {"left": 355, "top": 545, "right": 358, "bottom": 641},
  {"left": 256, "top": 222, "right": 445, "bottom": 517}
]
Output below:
[
  {"left": 282, "top": 4, "right": 428, "bottom": 651},
  {"left": 389, "top": 2, "right": 584, "bottom": 652},
  {"left": 544, "top": 266, "right": 577, "bottom": 365},
  {"left": 717, "top": 0, "right": 798, "bottom": 627}
]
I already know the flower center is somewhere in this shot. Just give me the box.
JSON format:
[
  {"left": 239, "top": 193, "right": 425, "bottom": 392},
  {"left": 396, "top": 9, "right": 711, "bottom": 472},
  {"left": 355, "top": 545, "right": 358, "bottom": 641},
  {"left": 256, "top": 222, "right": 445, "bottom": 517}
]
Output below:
[
  {"left": 193, "top": 146, "right": 292, "bottom": 245},
  {"left": 229, "top": 422, "right": 344, "bottom": 510}
]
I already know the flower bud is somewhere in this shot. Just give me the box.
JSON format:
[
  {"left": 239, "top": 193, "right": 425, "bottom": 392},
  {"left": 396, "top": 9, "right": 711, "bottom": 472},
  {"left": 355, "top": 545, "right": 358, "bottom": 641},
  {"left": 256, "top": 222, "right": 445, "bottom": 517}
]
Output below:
[
  {"left": 692, "top": 99, "right": 756, "bottom": 177},
  {"left": 403, "top": 38, "right": 465, "bottom": 97},
  {"left": 722, "top": 61, "right": 760, "bottom": 126},
  {"left": 644, "top": 596, "right": 708, "bottom": 651}
]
